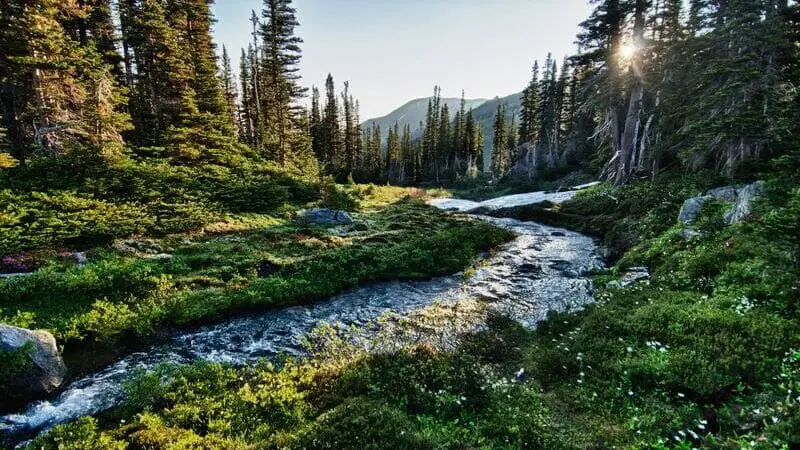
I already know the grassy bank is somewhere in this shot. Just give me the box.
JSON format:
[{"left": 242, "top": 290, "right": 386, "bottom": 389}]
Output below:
[
  {"left": 0, "top": 187, "right": 512, "bottom": 348},
  {"left": 21, "top": 177, "right": 800, "bottom": 449}
]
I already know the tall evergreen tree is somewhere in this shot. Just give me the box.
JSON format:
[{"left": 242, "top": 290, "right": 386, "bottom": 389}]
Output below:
[
  {"left": 491, "top": 103, "right": 509, "bottom": 179},
  {"left": 321, "top": 74, "right": 342, "bottom": 170},
  {"left": 0, "top": 0, "right": 130, "bottom": 163},
  {"left": 310, "top": 86, "right": 323, "bottom": 164},
  {"left": 386, "top": 121, "right": 401, "bottom": 183},
  {"left": 220, "top": 45, "right": 239, "bottom": 134},
  {"left": 121, "top": 0, "right": 193, "bottom": 148},
  {"left": 260, "top": 0, "right": 307, "bottom": 166},
  {"left": 238, "top": 47, "right": 256, "bottom": 146},
  {"left": 400, "top": 123, "right": 414, "bottom": 184}
]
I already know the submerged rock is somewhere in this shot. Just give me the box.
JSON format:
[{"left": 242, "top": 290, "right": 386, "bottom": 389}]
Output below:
[
  {"left": 0, "top": 324, "right": 67, "bottom": 397},
  {"left": 296, "top": 208, "right": 353, "bottom": 226}
]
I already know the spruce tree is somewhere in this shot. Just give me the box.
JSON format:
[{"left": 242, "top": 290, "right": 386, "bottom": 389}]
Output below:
[
  {"left": 322, "top": 74, "right": 342, "bottom": 171},
  {"left": 310, "top": 86, "right": 323, "bottom": 164},
  {"left": 260, "top": 0, "right": 307, "bottom": 166},
  {"left": 386, "top": 121, "right": 401, "bottom": 183},
  {"left": 400, "top": 123, "right": 413, "bottom": 184},
  {"left": 220, "top": 45, "right": 239, "bottom": 135},
  {"left": 121, "top": 0, "right": 194, "bottom": 148},
  {"left": 491, "top": 103, "right": 509, "bottom": 179},
  {"left": 0, "top": 0, "right": 130, "bottom": 163},
  {"left": 238, "top": 47, "right": 256, "bottom": 146}
]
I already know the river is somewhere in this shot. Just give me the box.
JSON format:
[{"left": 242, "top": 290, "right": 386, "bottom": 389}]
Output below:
[{"left": 1, "top": 190, "right": 604, "bottom": 445}]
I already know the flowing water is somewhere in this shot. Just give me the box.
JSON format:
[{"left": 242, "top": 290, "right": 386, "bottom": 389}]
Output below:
[{"left": 0, "top": 190, "right": 604, "bottom": 445}]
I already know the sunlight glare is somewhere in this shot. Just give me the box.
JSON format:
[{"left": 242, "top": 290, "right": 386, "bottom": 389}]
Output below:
[{"left": 620, "top": 43, "right": 637, "bottom": 59}]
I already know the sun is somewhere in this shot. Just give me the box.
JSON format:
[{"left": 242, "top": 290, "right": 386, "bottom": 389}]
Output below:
[{"left": 620, "top": 43, "right": 638, "bottom": 59}]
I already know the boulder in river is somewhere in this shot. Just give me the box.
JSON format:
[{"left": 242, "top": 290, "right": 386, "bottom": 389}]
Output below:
[
  {"left": 296, "top": 208, "right": 353, "bottom": 226},
  {"left": 0, "top": 324, "right": 67, "bottom": 397}
]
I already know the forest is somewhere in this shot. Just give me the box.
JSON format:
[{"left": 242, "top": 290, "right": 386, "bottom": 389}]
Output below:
[{"left": 1, "top": 0, "right": 800, "bottom": 448}]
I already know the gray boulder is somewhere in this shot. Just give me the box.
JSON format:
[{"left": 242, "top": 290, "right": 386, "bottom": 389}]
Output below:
[
  {"left": 296, "top": 208, "right": 353, "bottom": 226},
  {"left": 724, "top": 181, "right": 765, "bottom": 225},
  {"left": 678, "top": 196, "right": 711, "bottom": 224},
  {"left": 705, "top": 186, "right": 739, "bottom": 203},
  {"left": 0, "top": 324, "right": 67, "bottom": 396},
  {"left": 677, "top": 181, "right": 764, "bottom": 226}
]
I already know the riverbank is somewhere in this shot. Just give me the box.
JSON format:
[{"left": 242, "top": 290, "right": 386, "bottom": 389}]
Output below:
[
  {"left": 14, "top": 178, "right": 800, "bottom": 448},
  {"left": 0, "top": 186, "right": 514, "bottom": 407}
]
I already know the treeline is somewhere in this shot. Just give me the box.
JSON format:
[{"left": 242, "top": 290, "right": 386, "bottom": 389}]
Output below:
[
  {"left": 0, "top": 0, "right": 314, "bottom": 171},
  {"left": 309, "top": 83, "right": 484, "bottom": 186},
  {"left": 491, "top": 0, "right": 799, "bottom": 185}
]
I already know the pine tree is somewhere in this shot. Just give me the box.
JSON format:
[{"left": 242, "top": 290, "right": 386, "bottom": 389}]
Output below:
[
  {"left": 238, "top": 47, "right": 256, "bottom": 146},
  {"left": 368, "top": 122, "right": 382, "bottom": 182},
  {"left": 260, "top": 0, "right": 307, "bottom": 166},
  {"left": 0, "top": 0, "right": 130, "bottom": 163},
  {"left": 321, "top": 74, "right": 342, "bottom": 171},
  {"left": 310, "top": 86, "right": 323, "bottom": 164},
  {"left": 452, "top": 91, "right": 467, "bottom": 174},
  {"left": 341, "top": 81, "right": 356, "bottom": 174},
  {"left": 121, "top": 0, "right": 193, "bottom": 148},
  {"left": 386, "top": 121, "right": 401, "bottom": 183},
  {"left": 437, "top": 102, "right": 451, "bottom": 180},
  {"left": 464, "top": 108, "right": 482, "bottom": 177},
  {"left": 220, "top": 45, "right": 239, "bottom": 135},
  {"left": 520, "top": 61, "right": 541, "bottom": 145},
  {"left": 400, "top": 123, "right": 414, "bottom": 184},
  {"left": 167, "top": 0, "right": 229, "bottom": 120},
  {"left": 491, "top": 103, "right": 509, "bottom": 179}
]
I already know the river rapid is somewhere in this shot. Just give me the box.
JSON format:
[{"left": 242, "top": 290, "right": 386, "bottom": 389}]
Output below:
[{"left": 1, "top": 189, "right": 604, "bottom": 445}]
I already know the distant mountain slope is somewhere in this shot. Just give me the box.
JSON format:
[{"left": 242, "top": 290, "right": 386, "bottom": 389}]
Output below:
[
  {"left": 362, "top": 97, "right": 488, "bottom": 142},
  {"left": 470, "top": 92, "right": 524, "bottom": 167}
]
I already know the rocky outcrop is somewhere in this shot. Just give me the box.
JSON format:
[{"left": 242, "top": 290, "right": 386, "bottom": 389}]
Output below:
[
  {"left": 0, "top": 324, "right": 67, "bottom": 397},
  {"left": 724, "top": 181, "right": 765, "bottom": 225},
  {"left": 678, "top": 181, "right": 765, "bottom": 226},
  {"left": 296, "top": 208, "right": 353, "bottom": 226}
]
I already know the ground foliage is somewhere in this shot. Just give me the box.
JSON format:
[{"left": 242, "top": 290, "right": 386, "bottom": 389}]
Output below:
[{"left": 24, "top": 175, "right": 800, "bottom": 449}]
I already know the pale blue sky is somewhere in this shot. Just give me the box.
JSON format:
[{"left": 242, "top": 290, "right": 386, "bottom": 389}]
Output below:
[{"left": 212, "top": 0, "right": 593, "bottom": 120}]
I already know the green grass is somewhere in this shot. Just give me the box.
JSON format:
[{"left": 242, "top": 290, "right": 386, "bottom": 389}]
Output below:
[
  {"left": 0, "top": 188, "right": 512, "bottom": 347},
  {"left": 26, "top": 175, "right": 800, "bottom": 449}
]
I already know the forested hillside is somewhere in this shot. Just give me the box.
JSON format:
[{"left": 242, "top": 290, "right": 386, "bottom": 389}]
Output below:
[{"left": 361, "top": 96, "right": 488, "bottom": 145}]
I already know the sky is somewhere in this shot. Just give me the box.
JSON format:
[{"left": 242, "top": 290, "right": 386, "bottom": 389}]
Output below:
[{"left": 212, "top": 0, "right": 594, "bottom": 120}]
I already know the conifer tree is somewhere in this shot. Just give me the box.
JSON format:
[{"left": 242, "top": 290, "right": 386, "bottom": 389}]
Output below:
[
  {"left": 121, "top": 0, "right": 193, "bottom": 148},
  {"left": 260, "top": 0, "right": 307, "bottom": 166},
  {"left": 452, "top": 91, "right": 467, "bottom": 174},
  {"left": 310, "top": 86, "right": 323, "bottom": 164},
  {"left": 220, "top": 45, "right": 239, "bottom": 134},
  {"left": 0, "top": 0, "right": 130, "bottom": 163},
  {"left": 386, "top": 121, "right": 401, "bottom": 183},
  {"left": 341, "top": 82, "right": 356, "bottom": 173},
  {"left": 400, "top": 123, "right": 414, "bottom": 184},
  {"left": 520, "top": 61, "right": 541, "bottom": 145},
  {"left": 437, "top": 102, "right": 451, "bottom": 180},
  {"left": 491, "top": 103, "right": 509, "bottom": 179},
  {"left": 238, "top": 47, "right": 256, "bottom": 146},
  {"left": 321, "top": 74, "right": 342, "bottom": 170}
]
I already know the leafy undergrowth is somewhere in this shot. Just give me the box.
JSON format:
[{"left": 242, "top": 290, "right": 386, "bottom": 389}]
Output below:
[{"left": 22, "top": 178, "right": 800, "bottom": 449}]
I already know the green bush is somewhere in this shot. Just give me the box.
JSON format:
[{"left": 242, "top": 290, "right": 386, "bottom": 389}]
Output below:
[{"left": 294, "top": 397, "right": 432, "bottom": 450}]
